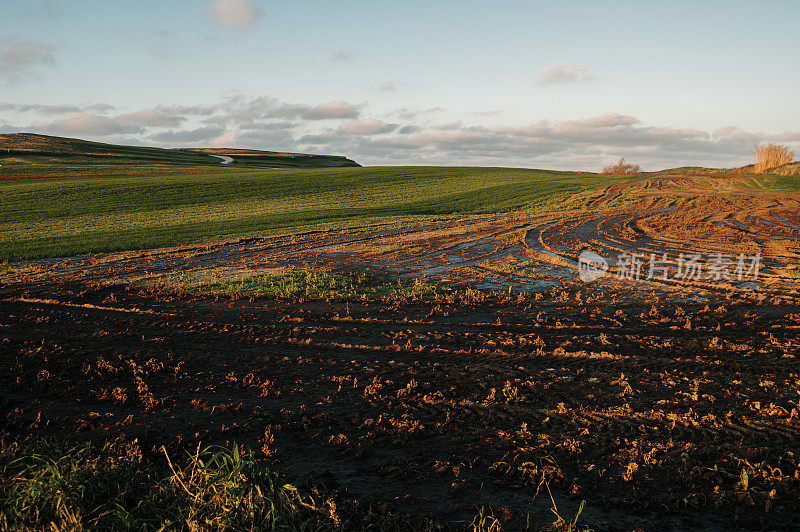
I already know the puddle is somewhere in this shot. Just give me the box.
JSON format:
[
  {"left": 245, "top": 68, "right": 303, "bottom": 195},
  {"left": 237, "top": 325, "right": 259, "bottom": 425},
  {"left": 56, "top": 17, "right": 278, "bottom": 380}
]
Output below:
[
  {"left": 772, "top": 214, "right": 800, "bottom": 229},
  {"left": 731, "top": 220, "right": 750, "bottom": 231},
  {"left": 737, "top": 281, "right": 763, "bottom": 290}
]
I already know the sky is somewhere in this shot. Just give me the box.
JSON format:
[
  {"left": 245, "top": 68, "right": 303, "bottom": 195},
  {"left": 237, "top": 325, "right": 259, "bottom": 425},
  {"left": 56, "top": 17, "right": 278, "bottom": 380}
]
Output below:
[{"left": 1, "top": 0, "right": 798, "bottom": 170}]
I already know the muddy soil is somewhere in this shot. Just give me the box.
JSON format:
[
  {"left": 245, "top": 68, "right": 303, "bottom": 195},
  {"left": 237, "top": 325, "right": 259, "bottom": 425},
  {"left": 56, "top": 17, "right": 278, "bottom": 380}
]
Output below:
[{"left": 3, "top": 174, "right": 800, "bottom": 530}]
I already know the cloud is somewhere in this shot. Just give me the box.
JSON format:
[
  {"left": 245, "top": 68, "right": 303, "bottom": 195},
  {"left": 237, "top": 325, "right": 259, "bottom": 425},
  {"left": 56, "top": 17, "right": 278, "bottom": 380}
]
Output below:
[
  {"left": 86, "top": 103, "right": 116, "bottom": 113},
  {"left": 378, "top": 82, "right": 398, "bottom": 92},
  {"left": 234, "top": 124, "right": 296, "bottom": 148},
  {"left": 24, "top": 108, "right": 185, "bottom": 138},
  {"left": 31, "top": 112, "right": 144, "bottom": 136},
  {"left": 8, "top": 92, "right": 800, "bottom": 170},
  {"left": 1, "top": 103, "right": 76, "bottom": 114},
  {"left": 150, "top": 126, "right": 225, "bottom": 143},
  {"left": 536, "top": 61, "right": 596, "bottom": 86},
  {"left": 290, "top": 111, "right": 800, "bottom": 169},
  {"left": 330, "top": 50, "right": 352, "bottom": 62},
  {"left": 0, "top": 102, "right": 116, "bottom": 115},
  {"left": 388, "top": 107, "right": 444, "bottom": 120},
  {"left": 582, "top": 113, "right": 639, "bottom": 128},
  {"left": 398, "top": 125, "right": 420, "bottom": 134},
  {"left": 339, "top": 119, "right": 397, "bottom": 136},
  {"left": 298, "top": 132, "right": 338, "bottom": 145},
  {"left": 0, "top": 120, "right": 22, "bottom": 134},
  {"left": 434, "top": 121, "right": 463, "bottom": 131},
  {"left": 116, "top": 110, "right": 186, "bottom": 128},
  {"left": 213, "top": 130, "right": 239, "bottom": 147},
  {"left": 158, "top": 103, "right": 220, "bottom": 116},
  {"left": 269, "top": 100, "right": 362, "bottom": 120},
  {"left": 207, "top": 0, "right": 264, "bottom": 31},
  {"left": 305, "top": 101, "right": 362, "bottom": 120},
  {"left": 0, "top": 38, "right": 55, "bottom": 84},
  {"left": 471, "top": 109, "right": 503, "bottom": 117}
]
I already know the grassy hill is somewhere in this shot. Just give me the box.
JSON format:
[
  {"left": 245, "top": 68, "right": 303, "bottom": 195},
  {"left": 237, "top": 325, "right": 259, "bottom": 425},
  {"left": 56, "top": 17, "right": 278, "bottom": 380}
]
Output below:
[
  {"left": 0, "top": 164, "right": 627, "bottom": 260},
  {"left": 0, "top": 133, "right": 360, "bottom": 168},
  {"left": 184, "top": 148, "right": 361, "bottom": 169}
]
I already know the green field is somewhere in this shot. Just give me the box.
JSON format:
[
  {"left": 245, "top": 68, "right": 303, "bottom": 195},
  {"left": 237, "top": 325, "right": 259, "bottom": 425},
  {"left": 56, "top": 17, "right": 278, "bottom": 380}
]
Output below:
[{"left": 0, "top": 164, "right": 633, "bottom": 261}]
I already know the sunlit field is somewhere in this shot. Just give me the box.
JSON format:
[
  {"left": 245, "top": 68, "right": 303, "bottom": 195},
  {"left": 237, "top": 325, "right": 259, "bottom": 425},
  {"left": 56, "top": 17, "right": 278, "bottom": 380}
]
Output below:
[
  {"left": 4, "top": 145, "right": 800, "bottom": 529},
  {"left": 0, "top": 164, "right": 630, "bottom": 260}
]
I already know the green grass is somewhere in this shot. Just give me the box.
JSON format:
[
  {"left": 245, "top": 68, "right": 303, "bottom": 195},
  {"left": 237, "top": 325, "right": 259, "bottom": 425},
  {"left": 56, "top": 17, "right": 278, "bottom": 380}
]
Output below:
[
  {"left": 754, "top": 172, "right": 800, "bottom": 191},
  {"left": 0, "top": 165, "right": 634, "bottom": 261},
  {"left": 0, "top": 438, "right": 448, "bottom": 531}
]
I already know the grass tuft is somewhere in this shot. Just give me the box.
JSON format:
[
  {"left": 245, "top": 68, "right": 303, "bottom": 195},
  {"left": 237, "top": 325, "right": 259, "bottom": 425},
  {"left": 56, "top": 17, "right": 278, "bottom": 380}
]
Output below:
[{"left": 753, "top": 143, "right": 794, "bottom": 173}]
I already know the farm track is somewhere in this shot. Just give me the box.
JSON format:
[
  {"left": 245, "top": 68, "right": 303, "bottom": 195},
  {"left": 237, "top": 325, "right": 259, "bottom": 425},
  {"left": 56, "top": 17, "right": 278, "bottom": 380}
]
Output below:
[{"left": 3, "top": 174, "right": 800, "bottom": 529}]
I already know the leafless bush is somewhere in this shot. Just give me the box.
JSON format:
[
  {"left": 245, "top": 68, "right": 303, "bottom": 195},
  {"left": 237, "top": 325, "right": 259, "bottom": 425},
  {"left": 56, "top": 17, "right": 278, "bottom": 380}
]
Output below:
[
  {"left": 753, "top": 143, "right": 794, "bottom": 173},
  {"left": 600, "top": 158, "right": 641, "bottom": 175}
]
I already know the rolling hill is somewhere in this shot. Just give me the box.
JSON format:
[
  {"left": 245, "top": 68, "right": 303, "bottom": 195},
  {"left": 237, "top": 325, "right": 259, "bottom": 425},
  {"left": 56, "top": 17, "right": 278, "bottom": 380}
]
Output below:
[{"left": 0, "top": 133, "right": 360, "bottom": 168}]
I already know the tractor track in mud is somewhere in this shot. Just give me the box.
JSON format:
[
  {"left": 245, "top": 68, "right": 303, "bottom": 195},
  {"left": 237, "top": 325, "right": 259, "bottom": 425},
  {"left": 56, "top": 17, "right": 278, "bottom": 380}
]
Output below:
[{"left": 3, "top": 174, "right": 800, "bottom": 529}]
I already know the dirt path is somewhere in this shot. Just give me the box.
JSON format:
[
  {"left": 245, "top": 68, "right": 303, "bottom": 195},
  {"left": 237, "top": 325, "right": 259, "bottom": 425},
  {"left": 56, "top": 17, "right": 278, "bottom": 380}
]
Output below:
[{"left": 209, "top": 154, "right": 234, "bottom": 165}]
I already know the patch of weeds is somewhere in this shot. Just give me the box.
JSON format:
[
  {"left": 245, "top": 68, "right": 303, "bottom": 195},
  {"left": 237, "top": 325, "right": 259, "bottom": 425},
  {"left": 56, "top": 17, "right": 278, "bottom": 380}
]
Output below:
[
  {"left": 178, "top": 270, "right": 491, "bottom": 304},
  {"left": 780, "top": 266, "right": 800, "bottom": 279},
  {"left": 0, "top": 438, "right": 448, "bottom": 531},
  {"left": 367, "top": 242, "right": 422, "bottom": 255}
]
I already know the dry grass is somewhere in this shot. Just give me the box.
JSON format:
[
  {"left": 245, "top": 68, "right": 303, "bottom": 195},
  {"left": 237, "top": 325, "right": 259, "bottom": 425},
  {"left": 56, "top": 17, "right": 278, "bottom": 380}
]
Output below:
[
  {"left": 753, "top": 143, "right": 794, "bottom": 173},
  {"left": 600, "top": 158, "right": 640, "bottom": 175}
]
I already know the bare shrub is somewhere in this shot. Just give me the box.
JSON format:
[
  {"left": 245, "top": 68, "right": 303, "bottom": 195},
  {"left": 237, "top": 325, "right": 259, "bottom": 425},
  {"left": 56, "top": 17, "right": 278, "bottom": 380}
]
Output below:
[
  {"left": 753, "top": 143, "right": 795, "bottom": 173},
  {"left": 600, "top": 158, "right": 641, "bottom": 175}
]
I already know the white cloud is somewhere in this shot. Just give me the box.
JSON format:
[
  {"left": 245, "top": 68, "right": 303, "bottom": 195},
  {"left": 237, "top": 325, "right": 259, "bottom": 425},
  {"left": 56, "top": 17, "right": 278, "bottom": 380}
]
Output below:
[
  {"left": 536, "top": 61, "right": 596, "bottom": 86},
  {"left": 305, "top": 101, "right": 362, "bottom": 120},
  {"left": 9, "top": 94, "right": 800, "bottom": 171},
  {"left": 339, "top": 119, "right": 397, "bottom": 135},
  {"left": 378, "top": 82, "right": 398, "bottom": 92},
  {"left": 269, "top": 100, "right": 362, "bottom": 120},
  {"left": 388, "top": 107, "right": 444, "bottom": 120},
  {"left": 434, "top": 121, "right": 463, "bottom": 131},
  {"left": 207, "top": 0, "right": 264, "bottom": 31},
  {"left": 150, "top": 126, "right": 225, "bottom": 143},
  {"left": 116, "top": 110, "right": 186, "bottom": 128},
  {"left": 213, "top": 130, "right": 239, "bottom": 147},
  {"left": 330, "top": 50, "right": 352, "bottom": 62},
  {"left": 0, "top": 102, "right": 117, "bottom": 115},
  {"left": 0, "top": 38, "right": 55, "bottom": 84},
  {"left": 31, "top": 112, "right": 144, "bottom": 136}
]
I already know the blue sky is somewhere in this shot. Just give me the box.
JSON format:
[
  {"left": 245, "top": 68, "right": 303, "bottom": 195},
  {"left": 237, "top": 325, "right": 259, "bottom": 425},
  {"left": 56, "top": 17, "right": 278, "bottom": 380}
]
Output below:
[{"left": 1, "top": 0, "right": 798, "bottom": 170}]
